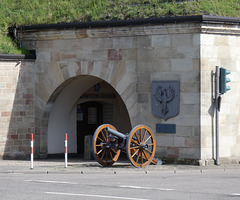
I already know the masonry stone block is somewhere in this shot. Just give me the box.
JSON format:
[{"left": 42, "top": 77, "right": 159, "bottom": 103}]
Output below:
[
  {"left": 177, "top": 115, "right": 199, "bottom": 126},
  {"left": 219, "top": 147, "right": 231, "bottom": 157},
  {"left": 138, "top": 47, "right": 154, "bottom": 61},
  {"left": 125, "top": 60, "right": 137, "bottom": 72},
  {"left": 154, "top": 47, "right": 179, "bottom": 59},
  {"left": 152, "top": 59, "right": 171, "bottom": 71},
  {"left": 218, "top": 46, "right": 231, "bottom": 59},
  {"left": 113, "top": 37, "right": 137, "bottom": 49},
  {"left": 116, "top": 71, "right": 137, "bottom": 95},
  {"left": 138, "top": 94, "right": 149, "bottom": 103},
  {"left": 121, "top": 83, "right": 136, "bottom": 103},
  {"left": 152, "top": 35, "right": 171, "bottom": 47},
  {"left": 154, "top": 72, "right": 181, "bottom": 81},
  {"left": 177, "top": 46, "right": 199, "bottom": 59},
  {"left": 167, "top": 147, "right": 179, "bottom": 158},
  {"left": 104, "top": 61, "right": 117, "bottom": 82},
  {"left": 201, "top": 46, "right": 218, "bottom": 59},
  {"left": 36, "top": 40, "right": 53, "bottom": 49},
  {"left": 50, "top": 51, "right": 60, "bottom": 62},
  {"left": 156, "top": 135, "right": 174, "bottom": 147},
  {"left": 185, "top": 137, "right": 200, "bottom": 147},
  {"left": 182, "top": 93, "right": 199, "bottom": 104},
  {"left": 122, "top": 49, "right": 137, "bottom": 61},
  {"left": 174, "top": 136, "right": 185, "bottom": 147},
  {"left": 76, "top": 49, "right": 92, "bottom": 61},
  {"left": 60, "top": 52, "right": 76, "bottom": 61},
  {"left": 179, "top": 147, "right": 200, "bottom": 159},
  {"left": 171, "top": 59, "right": 193, "bottom": 71},
  {"left": 221, "top": 136, "right": 236, "bottom": 147},
  {"left": 137, "top": 61, "right": 152, "bottom": 73},
  {"left": 110, "top": 61, "right": 126, "bottom": 88},
  {"left": 138, "top": 36, "right": 152, "bottom": 47},
  {"left": 137, "top": 82, "right": 150, "bottom": 93},
  {"left": 171, "top": 34, "right": 193, "bottom": 47},
  {"left": 92, "top": 50, "right": 108, "bottom": 61},
  {"left": 155, "top": 146, "right": 167, "bottom": 158}
]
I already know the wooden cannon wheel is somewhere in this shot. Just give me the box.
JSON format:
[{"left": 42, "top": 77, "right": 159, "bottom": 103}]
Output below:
[
  {"left": 92, "top": 124, "right": 121, "bottom": 166},
  {"left": 126, "top": 125, "right": 156, "bottom": 168}
]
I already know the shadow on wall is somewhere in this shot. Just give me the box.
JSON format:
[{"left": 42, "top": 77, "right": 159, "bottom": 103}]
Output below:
[{"left": 1, "top": 59, "right": 35, "bottom": 159}]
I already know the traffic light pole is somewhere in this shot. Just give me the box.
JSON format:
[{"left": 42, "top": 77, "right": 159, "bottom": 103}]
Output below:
[{"left": 215, "top": 66, "right": 220, "bottom": 165}]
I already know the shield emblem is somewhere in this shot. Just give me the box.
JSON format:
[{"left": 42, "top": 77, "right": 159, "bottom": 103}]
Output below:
[{"left": 152, "top": 81, "right": 180, "bottom": 120}]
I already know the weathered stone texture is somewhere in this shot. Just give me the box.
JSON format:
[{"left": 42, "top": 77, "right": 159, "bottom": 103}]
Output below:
[
  {"left": 0, "top": 20, "right": 239, "bottom": 164},
  {"left": 200, "top": 33, "right": 240, "bottom": 163},
  {"left": 0, "top": 61, "right": 35, "bottom": 159}
]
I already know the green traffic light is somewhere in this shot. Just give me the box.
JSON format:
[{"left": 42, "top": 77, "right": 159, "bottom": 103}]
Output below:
[{"left": 219, "top": 67, "right": 231, "bottom": 94}]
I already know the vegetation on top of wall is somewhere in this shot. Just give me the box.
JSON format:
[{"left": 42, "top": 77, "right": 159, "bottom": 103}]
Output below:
[{"left": 0, "top": 0, "right": 240, "bottom": 54}]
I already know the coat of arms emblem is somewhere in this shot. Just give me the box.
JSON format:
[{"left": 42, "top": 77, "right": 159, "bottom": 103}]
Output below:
[{"left": 152, "top": 81, "right": 180, "bottom": 120}]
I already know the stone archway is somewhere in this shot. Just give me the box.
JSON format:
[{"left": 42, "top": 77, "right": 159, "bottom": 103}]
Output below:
[
  {"left": 40, "top": 75, "right": 131, "bottom": 157},
  {"left": 34, "top": 54, "right": 138, "bottom": 157}
]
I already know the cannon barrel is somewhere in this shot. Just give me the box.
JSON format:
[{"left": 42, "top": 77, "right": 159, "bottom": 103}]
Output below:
[{"left": 105, "top": 127, "right": 127, "bottom": 139}]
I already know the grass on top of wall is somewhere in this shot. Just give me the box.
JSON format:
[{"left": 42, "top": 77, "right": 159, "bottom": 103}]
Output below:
[{"left": 0, "top": 0, "right": 240, "bottom": 54}]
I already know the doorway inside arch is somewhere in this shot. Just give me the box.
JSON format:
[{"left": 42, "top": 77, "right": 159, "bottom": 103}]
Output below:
[{"left": 76, "top": 101, "right": 103, "bottom": 155}]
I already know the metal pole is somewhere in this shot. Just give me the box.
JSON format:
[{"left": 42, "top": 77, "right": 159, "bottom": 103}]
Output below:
[
  {"left": 65, "top": 133, "right": 68, "bottom": 168},
  {"left": 215, "top": 66, "right": 220, "bottom": 165}
]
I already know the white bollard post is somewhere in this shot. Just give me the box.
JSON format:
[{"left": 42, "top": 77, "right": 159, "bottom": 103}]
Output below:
[
  {"left": 30, "top": 133, "right": 33, "bottom": 169},
  {"left": 65, "top": 133, "right": 67, "bottom": 168}
]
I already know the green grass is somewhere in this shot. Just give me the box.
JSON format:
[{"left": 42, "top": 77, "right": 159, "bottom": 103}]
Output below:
[{"left": 0, "top": 0, "right": 240, "bottom": 54}]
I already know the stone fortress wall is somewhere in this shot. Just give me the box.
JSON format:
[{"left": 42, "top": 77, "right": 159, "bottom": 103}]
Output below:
[{"left": 0, "top": 16, "right": 239, "bottom": 165}]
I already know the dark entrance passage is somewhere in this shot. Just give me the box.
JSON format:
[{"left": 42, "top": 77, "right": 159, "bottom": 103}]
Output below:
[{"left": 77, "top": 101, "right": 103, "bottom": 155}]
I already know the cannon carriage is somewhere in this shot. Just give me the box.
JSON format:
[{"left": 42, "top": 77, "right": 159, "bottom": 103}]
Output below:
[{"left": 92, "top": 124, "right": 156, "bottom": 168}]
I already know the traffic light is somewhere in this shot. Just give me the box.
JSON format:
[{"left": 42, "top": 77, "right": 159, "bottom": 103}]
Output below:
[{"left": 219, "top": 67, "right": 231, "bottom": 94}]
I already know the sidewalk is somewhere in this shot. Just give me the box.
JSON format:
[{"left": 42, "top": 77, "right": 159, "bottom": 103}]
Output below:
[{"left": 0, "top": 158, "right": 240, "bottom": 174}]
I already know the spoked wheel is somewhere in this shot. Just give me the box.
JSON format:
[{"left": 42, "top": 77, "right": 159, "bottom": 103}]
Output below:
[
  {"left": 127, "top": 125, "right": 156, "bottom": 168},
  {"left": 92, "top": 124, "right": 121, "bottom": 166}
]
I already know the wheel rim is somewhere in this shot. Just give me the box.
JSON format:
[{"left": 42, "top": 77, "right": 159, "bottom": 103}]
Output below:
[
  {"left": 92, "top": 124, "right": 121, "bottom": 166},
  {"left": 127, "top": 125, "right": 156, "bottom": 168}
]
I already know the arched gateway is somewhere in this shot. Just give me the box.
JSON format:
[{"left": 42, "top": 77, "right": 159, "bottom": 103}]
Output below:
[
  {"left": 45, "top": 75, "right": 131, "bottom": 156},
  {"left": 37, "top": 59, "right": 135, "bottom": 158}
]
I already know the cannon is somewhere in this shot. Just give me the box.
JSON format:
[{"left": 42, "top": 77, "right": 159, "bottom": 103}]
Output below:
[{"left": 92, "top": 124, "right": 156, "bottom": 168}]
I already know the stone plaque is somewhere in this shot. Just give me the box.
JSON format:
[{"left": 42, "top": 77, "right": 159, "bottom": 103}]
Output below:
[{"left": 152, "top": 81, "right": 180, "bottom": 120}]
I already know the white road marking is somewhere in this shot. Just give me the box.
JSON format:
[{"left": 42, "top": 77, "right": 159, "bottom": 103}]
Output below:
[
  {"left": 231, "top": 193, "right": 240, "bottom": 196},
  {"left": 119, "top": 185, "right": 174, "bottom": 191},
  {"left": 24, "top": 180, "right": 77, "bottom": 184},
  {"left": 46, "top": 192, "right": 151, "bottom": 200}
]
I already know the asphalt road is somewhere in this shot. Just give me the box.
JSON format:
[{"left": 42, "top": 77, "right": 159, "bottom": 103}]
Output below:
[{"left": 0, "top": 160, "right": 240, "bottom": 200}]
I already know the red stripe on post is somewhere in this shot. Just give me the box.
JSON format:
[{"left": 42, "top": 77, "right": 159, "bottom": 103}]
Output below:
[
  {"left": 65, "top": 133, "right": 67, "bottom": 153},
  {"left": 31, "top": 133, "right": 33, "bottom": 154},
  {"left": 30, "top": 133, "right": 34, "bottom": 169}
]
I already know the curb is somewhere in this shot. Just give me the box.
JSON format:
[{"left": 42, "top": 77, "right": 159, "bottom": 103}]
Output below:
[{"left": 0, "top": 159, "right": 240, "bottom": 174}]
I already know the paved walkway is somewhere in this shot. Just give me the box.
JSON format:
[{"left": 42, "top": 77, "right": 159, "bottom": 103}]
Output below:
[{"left": 0, "top": 158, "right": 240, "bottom": 174}]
